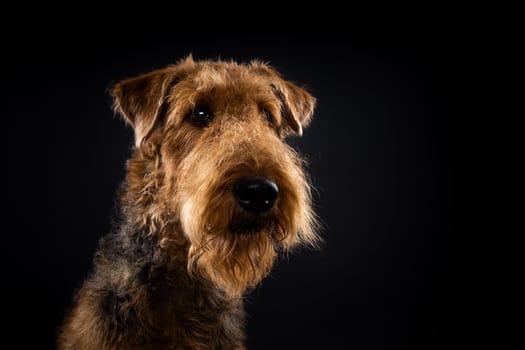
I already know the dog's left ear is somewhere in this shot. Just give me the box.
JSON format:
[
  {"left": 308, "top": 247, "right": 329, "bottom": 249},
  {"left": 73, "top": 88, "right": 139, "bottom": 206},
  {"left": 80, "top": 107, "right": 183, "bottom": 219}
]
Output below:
[
  {"left": 111, "top": 69, "right": 176, "bottom": 147},
  {"left": 250, "top": 62, "right": 316, "bottom": 136},
  {"left": 271, "top": 81, "right": 316, "bottom": 136}
]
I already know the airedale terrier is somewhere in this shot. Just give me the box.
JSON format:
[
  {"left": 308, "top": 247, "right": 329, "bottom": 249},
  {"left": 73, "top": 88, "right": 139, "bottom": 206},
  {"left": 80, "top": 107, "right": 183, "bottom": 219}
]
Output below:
[{"left": 58, "top": 56, "right": 319, "bottom": 350}]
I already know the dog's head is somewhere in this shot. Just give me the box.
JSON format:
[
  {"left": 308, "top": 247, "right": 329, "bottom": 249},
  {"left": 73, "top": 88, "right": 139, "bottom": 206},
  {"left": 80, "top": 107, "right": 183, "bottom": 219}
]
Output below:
[{"left": 112, "top": 57, "right": 319, "bottom": 296}]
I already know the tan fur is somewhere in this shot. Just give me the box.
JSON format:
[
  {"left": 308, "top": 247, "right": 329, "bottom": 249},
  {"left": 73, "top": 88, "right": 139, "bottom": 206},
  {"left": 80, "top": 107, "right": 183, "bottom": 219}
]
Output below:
[{"left": 58, "top": 57, "right": 319, "bottom": 349}]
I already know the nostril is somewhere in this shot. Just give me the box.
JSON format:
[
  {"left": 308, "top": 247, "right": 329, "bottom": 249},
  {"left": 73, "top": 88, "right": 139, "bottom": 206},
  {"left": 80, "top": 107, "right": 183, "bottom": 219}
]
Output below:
[{"left": 234, "top": 179, "right": 279, "bottom": 213}]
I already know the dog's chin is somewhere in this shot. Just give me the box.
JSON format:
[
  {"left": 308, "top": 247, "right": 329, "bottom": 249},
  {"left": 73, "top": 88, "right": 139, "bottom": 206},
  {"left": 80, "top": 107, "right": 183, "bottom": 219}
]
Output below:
[{"left": 190, "top": 216, "right": 280, "bottom": 297}]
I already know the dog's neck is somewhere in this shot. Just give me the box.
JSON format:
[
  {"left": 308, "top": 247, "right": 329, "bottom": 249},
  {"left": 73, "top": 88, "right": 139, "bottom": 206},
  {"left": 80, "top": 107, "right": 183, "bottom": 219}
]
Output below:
[{"left": 98, "top": 204, "right": 247, "bottom": 348}]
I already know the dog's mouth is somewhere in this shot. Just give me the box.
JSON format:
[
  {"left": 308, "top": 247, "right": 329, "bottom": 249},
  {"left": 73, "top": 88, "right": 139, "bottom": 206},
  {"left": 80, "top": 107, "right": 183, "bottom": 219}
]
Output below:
[
  {"left": 228, "top": 214, "right": 277, "bottom": 235},
  {"left": 229, "top": 217, "right": 265, "bottom": 235}
]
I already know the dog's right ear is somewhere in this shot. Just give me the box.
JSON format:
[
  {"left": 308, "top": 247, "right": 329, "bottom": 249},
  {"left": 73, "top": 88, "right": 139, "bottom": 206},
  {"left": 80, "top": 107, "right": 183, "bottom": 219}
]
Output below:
[
  {"left": 112, "top": 57, "right": 197, "bottom": 147},
  {"left": 111, "top": 69, "right": 176, "bottom": 147}
]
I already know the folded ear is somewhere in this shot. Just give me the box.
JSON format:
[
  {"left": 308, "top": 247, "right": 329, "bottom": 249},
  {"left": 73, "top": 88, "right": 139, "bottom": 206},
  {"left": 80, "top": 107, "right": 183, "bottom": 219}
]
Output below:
[
  {"left": 271, "top": 81, "right": 316, "bottom": 136},
  {"left": 111, "top": 67, "right": 180, "bottom": 147},
  {"left": 250, "top": 61, "right": 316, "bottom": 136}
]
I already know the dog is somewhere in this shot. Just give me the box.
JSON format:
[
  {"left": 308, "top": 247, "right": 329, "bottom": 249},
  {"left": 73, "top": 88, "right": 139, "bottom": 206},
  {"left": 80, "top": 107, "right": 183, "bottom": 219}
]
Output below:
[{"left": 58, "top": 56, "right": 319, "bottom": 349}]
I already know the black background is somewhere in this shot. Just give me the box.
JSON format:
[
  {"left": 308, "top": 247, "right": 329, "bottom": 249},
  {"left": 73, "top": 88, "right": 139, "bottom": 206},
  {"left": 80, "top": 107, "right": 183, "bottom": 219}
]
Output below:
[{"left": 6, "top": 30, "right": 449, "bottom": 349}]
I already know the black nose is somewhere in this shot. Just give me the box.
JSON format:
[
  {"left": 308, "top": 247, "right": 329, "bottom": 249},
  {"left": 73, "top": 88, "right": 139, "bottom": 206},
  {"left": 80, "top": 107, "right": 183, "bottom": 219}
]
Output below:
[{"left": 234, "top": 179, "right": 279, "bottom": 213}]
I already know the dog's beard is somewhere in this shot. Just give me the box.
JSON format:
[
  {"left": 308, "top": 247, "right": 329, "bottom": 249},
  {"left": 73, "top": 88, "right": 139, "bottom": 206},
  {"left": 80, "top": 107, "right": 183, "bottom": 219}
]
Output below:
[
  {"left": 187, "top": 225, "right": 278, "bottom": 297},
  {"left": 181, "top": 185, "right": 309, "bottom": 296},
  {"left": 179, "top": 180, "right": 318, "bottom": 296}
]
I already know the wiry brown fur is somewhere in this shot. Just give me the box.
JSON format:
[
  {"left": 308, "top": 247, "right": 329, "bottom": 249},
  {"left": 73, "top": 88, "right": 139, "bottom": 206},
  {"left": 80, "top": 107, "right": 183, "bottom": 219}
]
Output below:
[{"left": 58, "top": 57, "right": 319, "bottom": 350}]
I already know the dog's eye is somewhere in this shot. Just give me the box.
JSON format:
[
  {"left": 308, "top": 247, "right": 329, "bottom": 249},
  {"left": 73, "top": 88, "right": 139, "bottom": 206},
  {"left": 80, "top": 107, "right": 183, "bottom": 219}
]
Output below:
[
  {"left": 189, "top": 104, "right": 213, "bottom": 126},
  {"left": 261, "top": 108, "right": 274, "bottom": 125}
]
